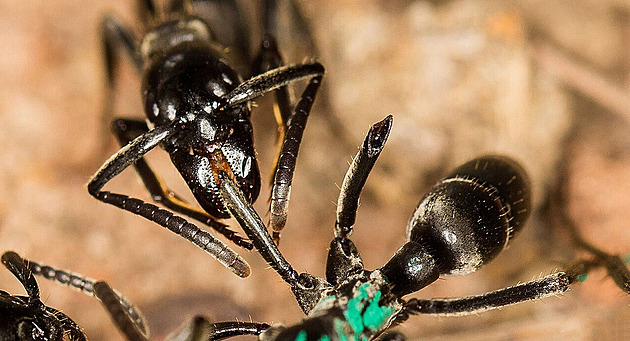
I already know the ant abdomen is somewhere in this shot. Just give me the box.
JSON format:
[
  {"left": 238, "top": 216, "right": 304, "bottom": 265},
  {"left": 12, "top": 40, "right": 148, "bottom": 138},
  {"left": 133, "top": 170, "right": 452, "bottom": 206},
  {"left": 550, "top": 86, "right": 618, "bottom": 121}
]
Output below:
[{"left": 408, "top": 155, "right": 531, "bottom": 276}]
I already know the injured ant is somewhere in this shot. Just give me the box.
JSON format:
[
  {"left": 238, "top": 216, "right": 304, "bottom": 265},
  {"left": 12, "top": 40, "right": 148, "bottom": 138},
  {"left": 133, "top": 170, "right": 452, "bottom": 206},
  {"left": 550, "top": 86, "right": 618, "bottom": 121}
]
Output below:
[
  {"left": 208, "top": 115, "right": 628, "bottom": 340},
  {"left": 0, "top": 250, "right": 269, "bottom": 341},
  {"left": 20, "top": 116, "right": 628, "bottom": 340},
  {"left": 88, "top": 0, "right": 323, "bottom": 277}
]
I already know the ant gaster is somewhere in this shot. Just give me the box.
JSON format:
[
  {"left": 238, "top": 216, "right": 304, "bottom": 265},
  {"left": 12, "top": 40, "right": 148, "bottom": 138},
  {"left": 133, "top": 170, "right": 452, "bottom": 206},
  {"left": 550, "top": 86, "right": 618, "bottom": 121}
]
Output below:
[{"left": 88, "top": 0, "right": 324, "bottom": 277}]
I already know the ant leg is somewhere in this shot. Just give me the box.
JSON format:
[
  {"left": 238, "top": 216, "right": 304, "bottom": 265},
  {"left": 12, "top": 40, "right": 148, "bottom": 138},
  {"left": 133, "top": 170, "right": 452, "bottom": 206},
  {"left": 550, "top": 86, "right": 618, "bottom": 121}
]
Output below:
[
  {"left": 112, "top": 118, "right": 252, "bottom": 250},
  {"left": 88, "top": 124, "right": 251, "bottom": 277},
  {"left": 254, "top": 0, "right": 316, "bottom": 131},
  {"left": 217, "top": 170, "right": 332, "bottom": 313},
  {"left": 223, "top": 63, "right": 324, "bottom": 107},
  {"left": 378, "top": 331, "right": 406, "bottom": 341},
  {"left": 102, "top": 16, "right": 143, "bottom": 84},
  {"left": 401, "top": 250, "right": 628, "bottom": 318},
  {"left": 401, "top": 272, "right": 572, "bottom": 317},
  {"left": 22, "top": 256, "right": 148, "bottom": 336},
  {"left": 268, "top": 75, "right": 322, "bottom": 241},
  {"left": 1, "top": 251, "right": 40, "bottom": 300},
  {"left": 552, "top": 191, "right": 630, "bottom": 293},
  {"left": 93, "top": 282, "right": 148, "bottom": 341},
  {"left": 169, "top": 316, "right": 270, "bottom": 341}
]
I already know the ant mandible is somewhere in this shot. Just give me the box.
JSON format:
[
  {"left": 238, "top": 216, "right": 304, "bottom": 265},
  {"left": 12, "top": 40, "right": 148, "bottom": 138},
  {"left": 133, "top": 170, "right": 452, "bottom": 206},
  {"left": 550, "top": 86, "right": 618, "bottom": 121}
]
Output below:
[{"left": 88, "top": 0, "right": 322, "bottom": 277}]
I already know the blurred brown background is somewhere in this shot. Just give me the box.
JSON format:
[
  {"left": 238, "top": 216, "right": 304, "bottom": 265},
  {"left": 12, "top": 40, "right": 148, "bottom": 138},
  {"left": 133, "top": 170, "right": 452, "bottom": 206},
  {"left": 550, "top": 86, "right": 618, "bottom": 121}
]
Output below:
[{"left": 1, "top": 0, "right": 630, "bottom": 340}]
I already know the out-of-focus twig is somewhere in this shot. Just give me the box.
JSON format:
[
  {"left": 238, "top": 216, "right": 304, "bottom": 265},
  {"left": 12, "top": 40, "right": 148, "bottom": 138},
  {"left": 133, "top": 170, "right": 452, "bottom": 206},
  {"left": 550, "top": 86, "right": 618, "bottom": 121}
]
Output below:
[{"left": 532, "top": 42, "right": 630, "bottom": 123}]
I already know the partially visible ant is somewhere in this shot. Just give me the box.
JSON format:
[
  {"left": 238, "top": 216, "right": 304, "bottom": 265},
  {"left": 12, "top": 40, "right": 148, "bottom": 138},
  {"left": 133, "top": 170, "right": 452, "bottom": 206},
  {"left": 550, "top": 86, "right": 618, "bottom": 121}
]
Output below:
[
  {"left": 0, "top": 250, "right": 269, "bottom": 341},
  {"left": 88, "top": 0, "right": 324, "bottom": 277}
]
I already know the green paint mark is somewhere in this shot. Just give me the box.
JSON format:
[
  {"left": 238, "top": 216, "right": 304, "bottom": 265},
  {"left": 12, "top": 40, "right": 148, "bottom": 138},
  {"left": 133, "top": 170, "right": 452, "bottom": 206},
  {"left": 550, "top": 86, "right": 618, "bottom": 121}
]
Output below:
[
  {"left": 318, "top": 336, "right": 331, "bottom": 341},
  {"left": 340, "top": 283, "right": 395, "bottom": 340},
  {"left": 576, "top": 274, "right": 588, "bottom": 282},
  {"left": 363, "top": 291, "right": 393, "bottom": 331},
  {"left": 623, "top": 253, "right": 630, "bottom": 264},
  {"left": 295, "top": 330, "right": 307, "bottom": 341}
]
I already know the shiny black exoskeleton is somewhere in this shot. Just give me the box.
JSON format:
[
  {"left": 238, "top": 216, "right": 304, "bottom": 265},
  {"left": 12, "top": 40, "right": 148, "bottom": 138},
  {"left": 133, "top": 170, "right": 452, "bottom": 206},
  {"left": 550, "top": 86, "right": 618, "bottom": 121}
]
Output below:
[
  {"left": 144, "top": 40, "right": 261, "bottom": 217},
  {"left": 17, "top": 116, "right": 628, "bottom": 340},
  {"left": 1, "top": 251, "right": 87, "bottom": 341},
  {"left": 88, "top": 0, "right": 325, "bottom": 277}
]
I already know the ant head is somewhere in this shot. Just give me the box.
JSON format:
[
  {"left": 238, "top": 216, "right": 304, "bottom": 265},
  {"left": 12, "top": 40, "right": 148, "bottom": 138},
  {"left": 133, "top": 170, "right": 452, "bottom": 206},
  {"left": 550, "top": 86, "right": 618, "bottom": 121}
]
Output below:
[{"left": 381, "top": 156, "right": 531, "bottom": 296}]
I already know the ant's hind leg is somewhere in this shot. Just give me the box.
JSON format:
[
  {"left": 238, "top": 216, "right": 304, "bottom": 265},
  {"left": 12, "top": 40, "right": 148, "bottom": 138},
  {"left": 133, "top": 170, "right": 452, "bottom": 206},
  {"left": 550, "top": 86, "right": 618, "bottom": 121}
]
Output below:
[
  {"left": 402, "top": 253, "right": 629, "bottom": 318},
  {"left": 551, "top": 184, "right": 630, "bottom": 293},
  {"left": 402, "top": 272, "right": 573, "bottom": 317},
  {"left": 112, "top": 118, "right": 253, "bottom": 250}
]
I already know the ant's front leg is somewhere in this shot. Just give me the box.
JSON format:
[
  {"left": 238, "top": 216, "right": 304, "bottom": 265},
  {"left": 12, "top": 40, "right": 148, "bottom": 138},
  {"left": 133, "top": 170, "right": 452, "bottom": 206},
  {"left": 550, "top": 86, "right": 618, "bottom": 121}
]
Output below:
[
  {"left": 87, "top": 123, "right": 251, "bottom": 277},
  {"left": 111, "top": 118, "right": 253, "bottom": 250},
  {"left": 268, "top": 75, "right": 323, "bottom": 241}
]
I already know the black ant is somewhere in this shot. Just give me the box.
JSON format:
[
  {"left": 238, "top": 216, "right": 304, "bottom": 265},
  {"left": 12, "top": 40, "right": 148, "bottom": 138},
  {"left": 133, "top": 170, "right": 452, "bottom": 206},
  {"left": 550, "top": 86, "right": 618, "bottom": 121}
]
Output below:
[
  {"left": 0, "top": 250, "right": 269, "bottom": 341},
  {"left": 7, "top": 117, "right": 629, "bottom": 340},
  {"left": 210, "top": 116, "right": 630, "bottom": 340},
  {"left": 88, "top": 0, "right": 323, "bottom": 278}
]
